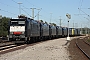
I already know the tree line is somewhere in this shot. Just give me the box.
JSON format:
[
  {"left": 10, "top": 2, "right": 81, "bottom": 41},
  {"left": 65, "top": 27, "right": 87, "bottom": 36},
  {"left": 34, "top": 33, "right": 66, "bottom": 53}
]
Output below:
[{"left": 0, "top": 16, "right": 10, "bottom": 37}]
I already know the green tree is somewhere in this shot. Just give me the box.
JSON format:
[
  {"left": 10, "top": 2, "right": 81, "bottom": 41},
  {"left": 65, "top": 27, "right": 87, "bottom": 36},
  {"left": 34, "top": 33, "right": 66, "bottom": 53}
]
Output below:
[
  {"left": 39, "top": 20, "right": 43, "bottom": 22},
  {"left": 50, "top": 23, "right": 57, "bottom": 26},
  {"left": 52, "top": 23, "right": 57, "bottom": 26},
  {"left": 0, "top": 16, "right": 10, "bottom": 37},
  {"left": 45, "top": 21, "right": 48, "bottom": 24}
]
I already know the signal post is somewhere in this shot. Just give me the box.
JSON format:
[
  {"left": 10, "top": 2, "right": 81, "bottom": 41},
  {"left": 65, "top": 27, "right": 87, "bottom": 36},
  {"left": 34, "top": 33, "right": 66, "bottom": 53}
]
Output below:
[{"left": 65, "top": 13, "right": 71, "bottom": 45}]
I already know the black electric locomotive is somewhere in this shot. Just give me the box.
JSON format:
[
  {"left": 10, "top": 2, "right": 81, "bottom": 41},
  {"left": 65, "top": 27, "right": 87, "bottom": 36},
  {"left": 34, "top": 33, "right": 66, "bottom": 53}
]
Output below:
[{"left": 8, "top": 15, "right": 80, "bottom": 43}]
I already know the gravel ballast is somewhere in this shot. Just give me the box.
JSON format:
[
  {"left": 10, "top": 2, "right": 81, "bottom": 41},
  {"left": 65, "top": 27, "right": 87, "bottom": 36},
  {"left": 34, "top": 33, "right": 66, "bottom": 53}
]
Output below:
[{"left": 0, "top": 37, "right": 79, "bottom": 60}]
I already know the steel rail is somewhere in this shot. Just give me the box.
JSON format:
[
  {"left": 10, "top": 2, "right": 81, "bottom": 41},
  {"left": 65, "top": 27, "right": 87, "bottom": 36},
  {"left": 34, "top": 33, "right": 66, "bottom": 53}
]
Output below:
[{"left": 76, "top": 39, "right": 90, "bottom": 59}]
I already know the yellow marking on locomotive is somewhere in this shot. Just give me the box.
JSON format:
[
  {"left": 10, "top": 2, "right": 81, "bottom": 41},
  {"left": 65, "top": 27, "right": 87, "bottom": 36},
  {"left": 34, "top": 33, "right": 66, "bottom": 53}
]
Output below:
[{"left": 72, "top": 28, "right": 74, "bottom": 35}]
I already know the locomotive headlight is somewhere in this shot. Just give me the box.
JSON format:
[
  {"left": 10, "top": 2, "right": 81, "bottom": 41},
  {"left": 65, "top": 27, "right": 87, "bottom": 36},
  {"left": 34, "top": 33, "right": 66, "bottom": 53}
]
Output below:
[{"left": 21, "top": 32, "right": 25, "bottom": 34}]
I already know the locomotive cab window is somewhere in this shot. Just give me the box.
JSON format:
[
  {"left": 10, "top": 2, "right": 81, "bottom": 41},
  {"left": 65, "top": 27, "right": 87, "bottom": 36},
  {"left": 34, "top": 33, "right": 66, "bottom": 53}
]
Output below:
[
  {"left": 10, "top": 20, "right": 25, "bottom": 26},
  {"left": 18, "top": 21, "right": 25, "bottom": 26},
  {"left": 10, "top": 21, "right": 18, "bottom": 26}
]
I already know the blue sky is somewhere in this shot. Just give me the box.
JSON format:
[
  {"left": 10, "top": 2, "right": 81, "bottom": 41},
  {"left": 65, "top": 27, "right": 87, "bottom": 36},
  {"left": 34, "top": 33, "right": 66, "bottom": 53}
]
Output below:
[{"left": 0, "top": 0, "right": 90, "bottom": 28}]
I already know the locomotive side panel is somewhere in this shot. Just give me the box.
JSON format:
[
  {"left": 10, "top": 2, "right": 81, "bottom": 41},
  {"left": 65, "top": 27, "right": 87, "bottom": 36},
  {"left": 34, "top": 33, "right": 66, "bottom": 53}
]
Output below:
[
  {"left": 74, "top": 29, "right": 77, "bottom": 36},
  {"left": 77, "top": 28, "right": 80, "bottom": 35},
  {"left": 63, "top": 27, "right": 68, "bottom": 37},
  {"left": 52, "top": 26, "right": 56, "bottom": 35},
  {"left": 58, "top": 27, "right": 63, "bottom": 37},
  {"left": 69, "top": 28, "right": 72, "bottom": 36},
  {"left": 72, "top": 28, "right": 74, "bottom": 36},
  {"left": 26, "top": 20, "right": 31, "bottom": 37},
  {"left": 42, "top": 23, "right": 49, "bottom": 36},
  {"left": 30, "top": 20, "right": 40, "bottom": 37},
  {"left": 50, "top": 25, "right": 56, "bottom": 38}
]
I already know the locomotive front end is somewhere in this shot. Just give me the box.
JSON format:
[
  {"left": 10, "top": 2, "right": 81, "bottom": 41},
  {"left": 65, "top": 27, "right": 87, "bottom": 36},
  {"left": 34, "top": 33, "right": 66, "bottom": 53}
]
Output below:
[{"left": 8, "top": 18, "right": 26, "bottom": 42}]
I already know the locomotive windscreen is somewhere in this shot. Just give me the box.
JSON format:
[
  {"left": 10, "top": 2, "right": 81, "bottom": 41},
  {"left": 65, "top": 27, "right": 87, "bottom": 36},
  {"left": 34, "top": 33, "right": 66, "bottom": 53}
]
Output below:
[{"left": 10, "top": 19, "right": 25, "bottom": 26}]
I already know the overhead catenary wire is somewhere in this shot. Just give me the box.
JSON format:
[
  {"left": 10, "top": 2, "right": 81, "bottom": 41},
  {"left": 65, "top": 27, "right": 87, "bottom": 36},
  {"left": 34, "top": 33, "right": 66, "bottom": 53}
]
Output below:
[
  {"left": 78, "top": 8, "right": 90, "bottom": 17},
  {"left": 0, "top": 1, "right": 18, "bottom": 17},
  {"left": 11, "top": 0, "right": 56, "bottom": 25},
  {"left": 11, "top": 0, "right": 43, "bottom": 19},
  {"left": 0, "top": 1, "right": 31, "bottom": 18},
  {"left": 0, "top": 1, "right": 17, "bottom": 10},
  {"left": 11, "top": 0, "right": 32, "bottom": 17},
  {"left": 78, "top": 0, "right": 90, "bottom": 18},
  {"left": 0, "top": 9, "right": 17, "bottom": 16},
  {"left": 21, "top": 8, "right": 32, "bottom": 17},
  {"left": 24, "top": 0, "right": 53, "bottom": 21},
  {"left": 79, "top": 0, "right": 83, "bottom": 9},
  {"left": 1, "top": 0, "right": 58, "bottom": 25}
]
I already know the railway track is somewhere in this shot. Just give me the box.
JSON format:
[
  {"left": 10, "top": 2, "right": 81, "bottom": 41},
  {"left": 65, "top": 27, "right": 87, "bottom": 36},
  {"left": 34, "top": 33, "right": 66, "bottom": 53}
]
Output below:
[
  {"left": 0, "top": 41, "right": 27, "bottom": 54},
  {"left": 0, "top": 44, "right": 17, "bottom": 52},
  {"left": 76, "top": 37, "right": 90, "bottom": 59},
  {"left": 0, "top": 38, "right": 46, "bottom": 54}
]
